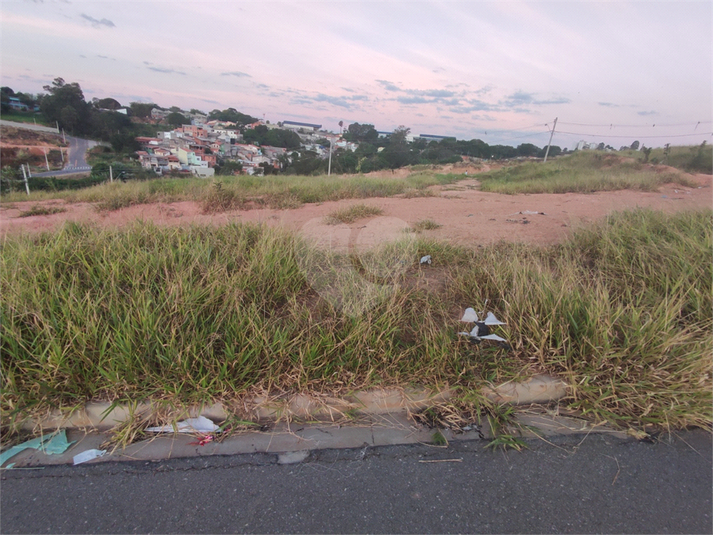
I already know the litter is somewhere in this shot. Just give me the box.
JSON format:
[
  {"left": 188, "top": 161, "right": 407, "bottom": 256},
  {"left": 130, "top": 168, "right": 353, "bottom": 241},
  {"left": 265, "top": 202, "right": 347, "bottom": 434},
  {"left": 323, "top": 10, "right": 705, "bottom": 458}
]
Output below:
[
  {"left": 188, "top": 435, "right": 215, "bottom": 446},
  {"left": 420, "top": 255, "right": 432, "bottom": 265},
  {"left": 0, "top": 430, "right": 75, "bottom": 468},
  {"left": 145, "top": 415, "right": 221, "bottom": 434},
  {"left": 73, "top": 449, "right": 106, "bottom": 465},
  {"left": 510, "top": 210, "right": 546, "bottom": 216},
  {"left": 458, "top": 307, "right": 510, "bottom": 347},
  {"left": 460, "top": 308, "right": 505, "bottom": 325}
]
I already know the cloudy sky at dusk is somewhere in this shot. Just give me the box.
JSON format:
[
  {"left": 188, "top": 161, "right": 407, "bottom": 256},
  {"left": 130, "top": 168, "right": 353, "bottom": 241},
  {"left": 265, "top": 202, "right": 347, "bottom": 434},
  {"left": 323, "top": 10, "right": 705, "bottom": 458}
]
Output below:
[{"left": 1, "top": 0, "right": 711, "bottom": 148}]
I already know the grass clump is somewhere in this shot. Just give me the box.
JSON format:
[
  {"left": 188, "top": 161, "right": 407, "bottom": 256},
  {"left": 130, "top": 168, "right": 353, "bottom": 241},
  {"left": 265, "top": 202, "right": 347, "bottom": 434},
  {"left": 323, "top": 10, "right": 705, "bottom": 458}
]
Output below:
[
  {"left": 323, "top": 203, "right": 384, "bottom": 224},
  {"left": 412, "top": 219, "right": 442, "bottom": 231},
  {"left": 17, "top": 205, "right": 67, "bottom": 218},
  {"left": 1, "top": 209, "right": 710, "bottom": 432},
  {"left": 479, "top": 151, "right": 697, "bottom": 194}
]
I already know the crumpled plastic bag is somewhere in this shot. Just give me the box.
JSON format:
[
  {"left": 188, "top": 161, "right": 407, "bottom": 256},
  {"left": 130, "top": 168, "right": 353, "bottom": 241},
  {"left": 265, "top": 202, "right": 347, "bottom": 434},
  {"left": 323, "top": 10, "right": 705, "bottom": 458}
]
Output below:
[{"left": 145, "top": 416, "right": 221, "bottom": 434}]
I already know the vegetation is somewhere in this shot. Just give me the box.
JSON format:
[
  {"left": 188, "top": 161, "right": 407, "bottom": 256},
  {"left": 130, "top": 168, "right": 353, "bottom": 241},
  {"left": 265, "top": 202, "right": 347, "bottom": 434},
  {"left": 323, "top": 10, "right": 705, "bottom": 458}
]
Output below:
[
  {"left": 652, "top": 141, "right": 712, "bottom": 174},
  {"left": 323, "top": 204, "right": 384, "bottom": 224},
  {"left": 412, "top": 219, "right": 442, "bottom": 231},
  {"left": 243, "top": 124, "right": 301, "bottom": 149},
  {"left": 0, "top": 110, "right": 49, "bottom": 126},
  {"left": 16, "top": 205, "right": 67, "bottom": 217},
  {"left": 0, "top": 169, "right": 463, "bottom": 209},
  {"left": 1, "top": 209, "right": 710, "bottom": 432},
  {"left": 478, "top": 151, "right": 697, "bottom": 194},
  {"left": 208, "top": 108, "right": 257, "bottom": 125}
]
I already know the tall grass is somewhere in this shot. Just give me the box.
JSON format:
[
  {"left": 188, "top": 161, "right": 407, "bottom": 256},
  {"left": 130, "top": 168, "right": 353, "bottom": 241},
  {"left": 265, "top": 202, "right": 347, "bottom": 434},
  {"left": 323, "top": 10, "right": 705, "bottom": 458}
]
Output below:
[
  {"left": 479, "top": 151, "right": 698, "bottom": 194},
  {"left": 2, "top": 209, "right": 710, "bottom": 430},
  {"left": 0, "top": 171, "right": 462, "bottom": 210},
  {"left": 323, "top": 204, "right": 384, "bottom": 224}
]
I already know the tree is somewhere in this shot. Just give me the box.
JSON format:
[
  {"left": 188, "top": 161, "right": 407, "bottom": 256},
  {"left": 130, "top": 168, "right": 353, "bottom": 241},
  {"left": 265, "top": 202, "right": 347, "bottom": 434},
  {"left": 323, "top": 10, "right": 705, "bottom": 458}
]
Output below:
[
  {"left": 243, "top": 125, "right": 301, "bottom": 149},
  {"left": 207, "top": 108, "right": 257, "bottom": 125},
  {"left": 90, "top": 108, "right": 132, "bottom": 140},
  {"left": 40, "top": 77, "right": 91, "bottom": 133},
  {"left": 93, "top": 97, "right": 122, "bottom": 110},
  {"left": 630, "top": 140, "right": 640, "bottom": 151},
  {"left": 641, "top": 146, "right": 652, "bottom": 163},
  {"left": 597, "top": 142, "right": 605, "bottom": 151},
  {"left": 516, "top": 143, "right": 540, "bottom": 157},
  {"left": 382, "top": 126, "right": 413, "bottom": 169},
  {"left": 129, "top": 102, "right": 157, "bottom": 118},
  {"left": 345, "top": 122, "right": 378, "bottom": 142},
  {"left": 166, "top": 112, "right": 189, "bottom": 126},
  {"left": 217, "top": 160, "right": 242, "bottom": 175},
  {"left": 60, "top": 105, "right": 80, "bottom": 133},
  {"left": 110, "top": 132, "right": 140, "bottom": 153}
]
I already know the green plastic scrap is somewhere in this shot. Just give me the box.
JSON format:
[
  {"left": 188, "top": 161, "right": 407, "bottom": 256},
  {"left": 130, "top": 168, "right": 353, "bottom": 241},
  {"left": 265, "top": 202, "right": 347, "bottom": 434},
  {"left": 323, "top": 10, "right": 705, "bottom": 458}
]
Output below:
[{"left": 0, "top": 431, "right": 75, "bottom": 468}]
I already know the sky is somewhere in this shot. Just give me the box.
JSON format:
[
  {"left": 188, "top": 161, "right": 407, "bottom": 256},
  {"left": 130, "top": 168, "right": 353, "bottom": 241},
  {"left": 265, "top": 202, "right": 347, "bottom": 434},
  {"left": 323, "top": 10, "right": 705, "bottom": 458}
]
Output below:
[{"left": 1, "top": 0, "right": 711, "bottom": 149}]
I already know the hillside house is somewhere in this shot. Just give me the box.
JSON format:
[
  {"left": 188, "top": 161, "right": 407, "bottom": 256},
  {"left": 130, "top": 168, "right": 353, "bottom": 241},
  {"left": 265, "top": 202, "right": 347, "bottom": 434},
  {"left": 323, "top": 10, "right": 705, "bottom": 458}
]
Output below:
[{"left": 282, "top": 120, "right": 322, "bottom": 132}]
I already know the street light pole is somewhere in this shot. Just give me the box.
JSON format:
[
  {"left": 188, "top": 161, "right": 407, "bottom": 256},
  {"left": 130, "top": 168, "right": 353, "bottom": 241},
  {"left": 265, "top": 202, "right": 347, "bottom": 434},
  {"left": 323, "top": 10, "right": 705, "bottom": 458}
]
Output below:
[{"left": 327, "top": 135, "right": 334, "bottom": 176}]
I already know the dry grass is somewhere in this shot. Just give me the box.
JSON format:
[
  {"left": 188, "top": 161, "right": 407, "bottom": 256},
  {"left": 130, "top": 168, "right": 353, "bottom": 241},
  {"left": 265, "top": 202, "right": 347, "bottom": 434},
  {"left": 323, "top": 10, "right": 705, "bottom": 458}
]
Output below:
[
  {"left": 412, "top": 219, "right": 442, "bottom": 231},
  {"left": 323, "top": 203, "right": 384, "bottom": 224},
  {"left": 17, "top": 205, "right": 67, "bottom": 218},
  {"left": 1, "top": 209, "right": 710, "bottom": 434}
]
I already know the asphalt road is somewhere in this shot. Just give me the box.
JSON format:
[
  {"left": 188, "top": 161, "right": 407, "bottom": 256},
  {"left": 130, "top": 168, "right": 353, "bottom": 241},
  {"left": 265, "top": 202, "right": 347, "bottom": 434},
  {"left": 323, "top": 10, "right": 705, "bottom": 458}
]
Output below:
[
  {"left": 1, "top": 431, "right": 710, "bottom": 534},
  {"left": 31, "top": 135, "right": 96, "bottom": 177},
  {"left": 0, "top": 120, "right": 96, "bottom": 177}
]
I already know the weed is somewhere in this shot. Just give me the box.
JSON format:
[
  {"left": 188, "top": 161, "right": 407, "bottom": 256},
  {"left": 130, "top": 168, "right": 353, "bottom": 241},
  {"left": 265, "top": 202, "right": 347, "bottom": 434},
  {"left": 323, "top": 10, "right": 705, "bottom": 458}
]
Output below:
[
  {"left": 323, "top": 204, "right": 384, "bottom": 225},
  {"left": 479, "top": 151, "right": 698, "bottom": 194},
  {"left": 1, "top": 170, "right": 465, "bottom": 209},
  {"left": 17, "top": 205, "right": 67, "bottom": 218},
  {"left": 402, "top": 188, "right": 436, "bottom": 198},
  {"left": 413, "top": 219, "right": 442, "bottom": 231},
  {"left": 485, "top": 434, "right": 527, "bottom": 451},
  {"left": 432, "top": 430, "right": 448, "bottom": 446}
]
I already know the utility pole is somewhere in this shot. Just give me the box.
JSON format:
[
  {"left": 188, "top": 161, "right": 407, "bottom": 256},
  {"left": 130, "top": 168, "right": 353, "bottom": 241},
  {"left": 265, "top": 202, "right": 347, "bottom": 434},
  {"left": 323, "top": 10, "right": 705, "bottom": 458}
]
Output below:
[
  {"left": 543, "top": 117, "right": 558, "bottom": 163},
  {"left": 21, "top": 165, "right": 30, "bottom": 195},
  {"left": 43, "top": 148, "right": 50, "bottom": 171},
  {"left": 110, "top": 165, "right": 113, "bottom": 183},
  {"left": 327, "top": 135, "right": 334, "bottom": 176}
]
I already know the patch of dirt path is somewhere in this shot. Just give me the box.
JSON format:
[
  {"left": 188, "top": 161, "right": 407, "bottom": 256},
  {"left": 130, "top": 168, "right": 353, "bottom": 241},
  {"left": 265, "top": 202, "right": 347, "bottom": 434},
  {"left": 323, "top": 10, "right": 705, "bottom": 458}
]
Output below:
[{"left": 1, "top": 173, "right": 711, "bottom": 247}]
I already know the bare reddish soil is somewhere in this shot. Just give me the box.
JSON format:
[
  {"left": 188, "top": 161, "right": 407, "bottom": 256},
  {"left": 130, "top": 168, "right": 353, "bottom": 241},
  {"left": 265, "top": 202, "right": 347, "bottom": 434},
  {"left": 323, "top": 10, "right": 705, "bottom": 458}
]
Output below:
[{"left": 1, "top": 170, "right": 711, "bottom": 247}]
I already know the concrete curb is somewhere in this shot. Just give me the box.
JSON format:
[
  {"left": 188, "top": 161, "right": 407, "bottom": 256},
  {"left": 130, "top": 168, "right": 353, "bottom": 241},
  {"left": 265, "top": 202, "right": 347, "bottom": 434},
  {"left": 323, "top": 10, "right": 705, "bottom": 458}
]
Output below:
[
  {"left": 19, "top": 375, "right": 569, "bottom": 432},
  {"left": 3, "top": 376, "right": 633, "bottom": 469},
  {"left": 6, "top": 409, "right": 629, "bottom": 469}
]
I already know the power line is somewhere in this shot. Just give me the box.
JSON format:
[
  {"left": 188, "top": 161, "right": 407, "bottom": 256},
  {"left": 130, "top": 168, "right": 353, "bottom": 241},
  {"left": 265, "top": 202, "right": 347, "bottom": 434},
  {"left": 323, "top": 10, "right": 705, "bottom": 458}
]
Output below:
[
  {"left": 556, "top": 129, "right": 712, "bottom": 139},
  {"left": 558, "top": 121, "right": 710, "bottom": 129},
  {"left": 508, "top": 130, "right": 551, "bottom": 140}
]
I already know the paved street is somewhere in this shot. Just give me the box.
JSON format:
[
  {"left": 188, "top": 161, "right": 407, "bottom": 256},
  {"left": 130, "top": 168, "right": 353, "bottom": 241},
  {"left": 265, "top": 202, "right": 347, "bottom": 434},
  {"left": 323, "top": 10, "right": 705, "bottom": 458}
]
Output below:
[
  {"left": 1, "top": 430, "right": 710, "bottom": 534},
  {"left": 31, "top": 135, "right": 96, "bottom": 177},
  {"left": 1, "top": 121, "right": 95, "bottom": 177}
]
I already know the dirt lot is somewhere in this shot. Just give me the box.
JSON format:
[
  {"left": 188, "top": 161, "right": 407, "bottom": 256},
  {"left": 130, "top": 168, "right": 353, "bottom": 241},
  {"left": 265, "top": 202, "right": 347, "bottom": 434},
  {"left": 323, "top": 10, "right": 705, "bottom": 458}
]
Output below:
[{"left": 2, "top": 168, "right": 711, "bottom": 247}]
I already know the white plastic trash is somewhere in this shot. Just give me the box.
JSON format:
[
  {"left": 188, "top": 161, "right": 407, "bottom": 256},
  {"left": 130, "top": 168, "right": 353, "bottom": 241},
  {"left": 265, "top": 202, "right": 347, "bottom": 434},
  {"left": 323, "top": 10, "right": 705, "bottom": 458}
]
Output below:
[
  {"left": 145, "top": 416, "right": 221, "bottom": 434},
  {"left": 73, "top": 449, "right": 107, "bottom": 465}
]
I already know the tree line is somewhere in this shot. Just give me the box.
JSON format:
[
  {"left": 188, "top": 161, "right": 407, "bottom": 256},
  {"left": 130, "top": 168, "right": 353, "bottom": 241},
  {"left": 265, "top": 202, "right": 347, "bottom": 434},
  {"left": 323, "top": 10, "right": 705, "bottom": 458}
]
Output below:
[{"left": 2, "top": 78, "right": 565, "bottom": 178}]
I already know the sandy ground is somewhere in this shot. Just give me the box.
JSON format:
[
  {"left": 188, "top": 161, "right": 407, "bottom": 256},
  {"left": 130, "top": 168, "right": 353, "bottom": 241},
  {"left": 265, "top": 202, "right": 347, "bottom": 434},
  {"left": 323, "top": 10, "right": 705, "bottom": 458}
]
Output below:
[{"left": 1, "top": 170, "right": 711, "bottom": 247}]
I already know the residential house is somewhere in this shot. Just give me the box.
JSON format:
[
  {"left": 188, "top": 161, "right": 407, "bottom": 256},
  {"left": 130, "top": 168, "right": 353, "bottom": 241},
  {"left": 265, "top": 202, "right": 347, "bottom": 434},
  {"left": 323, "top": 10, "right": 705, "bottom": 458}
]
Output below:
[{"left": 282, "top": 120, "right": 322, "bottom": 132}]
